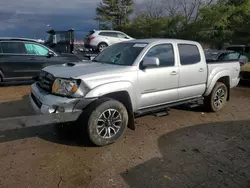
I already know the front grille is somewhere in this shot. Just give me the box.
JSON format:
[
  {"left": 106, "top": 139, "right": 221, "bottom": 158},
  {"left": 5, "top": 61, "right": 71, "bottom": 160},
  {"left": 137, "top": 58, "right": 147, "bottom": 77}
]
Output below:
[
  {"left": 36, "top": 71, "right": 55, "bottom": 93},
  {"left": 31, "top": 93, "right": 42, "bottom": 109}
]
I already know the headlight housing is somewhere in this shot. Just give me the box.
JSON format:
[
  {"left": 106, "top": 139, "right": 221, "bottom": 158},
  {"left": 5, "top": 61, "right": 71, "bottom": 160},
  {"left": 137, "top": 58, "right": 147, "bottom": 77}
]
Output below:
[{"left": 52, "top": 78, "right": 86, "bottom": 97}]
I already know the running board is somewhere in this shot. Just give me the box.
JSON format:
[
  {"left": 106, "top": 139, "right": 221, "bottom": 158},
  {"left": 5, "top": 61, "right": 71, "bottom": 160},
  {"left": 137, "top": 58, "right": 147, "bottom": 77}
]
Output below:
[{"left": 135, "top": 97, "right": 204, "bottom": 117}]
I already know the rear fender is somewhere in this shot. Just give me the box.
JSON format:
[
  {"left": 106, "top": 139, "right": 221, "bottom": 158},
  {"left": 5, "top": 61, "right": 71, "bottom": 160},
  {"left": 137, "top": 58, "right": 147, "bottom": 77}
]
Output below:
[
  {"left": 85, "top": 81, "right": 137, "bottom": 111},
  {"left": 204, "top": 70, "right": 230, "bottom": 96}
]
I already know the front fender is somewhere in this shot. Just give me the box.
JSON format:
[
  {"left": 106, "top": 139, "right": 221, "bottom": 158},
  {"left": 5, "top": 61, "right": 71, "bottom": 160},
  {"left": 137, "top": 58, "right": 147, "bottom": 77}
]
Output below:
[
  {"left": 204, "top": 70, "right": 230, "bottom": 96},
  {"left": 85, "top": 81, "right": 138, "bottom": 111}
]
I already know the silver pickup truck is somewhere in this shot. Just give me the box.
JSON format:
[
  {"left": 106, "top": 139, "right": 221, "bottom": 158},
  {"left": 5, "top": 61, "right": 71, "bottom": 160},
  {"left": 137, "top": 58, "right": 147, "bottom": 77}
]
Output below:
[{"left": 30, "top": 39, "right": 240, "bottom": 146}]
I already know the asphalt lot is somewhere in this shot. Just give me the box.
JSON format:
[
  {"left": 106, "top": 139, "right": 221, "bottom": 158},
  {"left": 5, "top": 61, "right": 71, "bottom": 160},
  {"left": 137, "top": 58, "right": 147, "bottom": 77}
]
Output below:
[{"left": 0, "top": 84, "right": 250, "bottom": 188}]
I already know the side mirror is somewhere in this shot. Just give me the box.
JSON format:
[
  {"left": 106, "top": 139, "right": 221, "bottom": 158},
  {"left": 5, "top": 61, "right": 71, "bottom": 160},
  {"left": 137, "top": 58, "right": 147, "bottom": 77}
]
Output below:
[
  {"left": 125, "top": 36, "right": 130, "bottom": 39},
  {"left": 239, "top": 55, "right": 248, "bottom": 66},
  {"left": 142, "top": 57, "right": 160, "bottom": 68},
  {"left": 47, "top": 51, "right": 54, "bottom": 58}
]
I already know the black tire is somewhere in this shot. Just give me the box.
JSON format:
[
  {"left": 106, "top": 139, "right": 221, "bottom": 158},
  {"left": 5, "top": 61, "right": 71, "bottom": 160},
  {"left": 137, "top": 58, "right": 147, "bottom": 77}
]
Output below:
[
  {"left": 80, "top": 98, "right": 128, "bottom": 146},
  {"left": 204, "top": 82, "right": 228, "bottom": 112},
  {"left": 98, "top": 43, "right": 108, "bottom": 52}
]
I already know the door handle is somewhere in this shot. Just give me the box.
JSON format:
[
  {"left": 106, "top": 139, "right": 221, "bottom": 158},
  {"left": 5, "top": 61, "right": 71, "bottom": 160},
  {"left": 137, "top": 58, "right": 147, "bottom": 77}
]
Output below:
[
  {"left": 170, "top": 71, "right": 178, "bottom": 75},
  {"left": 29, "top": 57, "right": 36, "bottom": 60},
  {"left": 199, "top": 68, "right": 204, "bottom": 72}
]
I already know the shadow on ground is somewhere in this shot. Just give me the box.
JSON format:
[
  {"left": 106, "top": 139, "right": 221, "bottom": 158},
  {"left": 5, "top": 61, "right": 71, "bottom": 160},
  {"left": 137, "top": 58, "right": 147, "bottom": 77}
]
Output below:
[
  {"left": 0, "top": 95, "right": 34, "bottom": 118},
  {"left": 0, "top": 80, "right": 33, "bottom": 87},
  {"left": 0, "top": 122, "right": 93, "bottom": 147},
  {"left": 121, "top": 120, "right": 250, "bottom": 188}
]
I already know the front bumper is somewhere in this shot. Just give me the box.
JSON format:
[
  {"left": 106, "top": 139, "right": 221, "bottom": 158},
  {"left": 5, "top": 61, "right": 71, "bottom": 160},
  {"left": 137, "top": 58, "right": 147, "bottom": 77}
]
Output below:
[{"left": 29, "top": 83, "right": 95, "bottom": 117}]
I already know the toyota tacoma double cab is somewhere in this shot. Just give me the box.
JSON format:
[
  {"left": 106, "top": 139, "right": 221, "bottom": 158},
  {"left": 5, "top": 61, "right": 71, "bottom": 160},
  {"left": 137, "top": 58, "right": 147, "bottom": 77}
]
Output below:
[{"left": 30, "top": 39, "right": 240, "bottom": 146}]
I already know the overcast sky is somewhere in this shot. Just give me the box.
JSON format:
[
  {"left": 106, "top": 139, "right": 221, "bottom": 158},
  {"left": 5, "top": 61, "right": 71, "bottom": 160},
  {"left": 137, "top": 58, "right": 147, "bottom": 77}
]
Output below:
[{"left": 0, "top": 0, "right": 133, "bottom": 39}]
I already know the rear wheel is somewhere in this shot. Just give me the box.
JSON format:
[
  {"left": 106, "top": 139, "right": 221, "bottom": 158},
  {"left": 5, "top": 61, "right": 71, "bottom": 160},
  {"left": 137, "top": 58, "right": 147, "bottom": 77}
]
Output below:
[
  {"left": 98, "top": 43, "right": 108, "bottom": 52},
  {"left": 204, "top": 82, "right": 228, "bottom": 112},
  {"left": 80, "top": 98, "right": 128, "bottom": 146}
]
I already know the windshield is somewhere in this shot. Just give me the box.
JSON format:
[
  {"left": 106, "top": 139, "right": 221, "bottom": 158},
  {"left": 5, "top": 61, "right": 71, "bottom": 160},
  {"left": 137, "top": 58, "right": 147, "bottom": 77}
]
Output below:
[{"left": 93, "top": 42, "right": 148, "bottom": 66}]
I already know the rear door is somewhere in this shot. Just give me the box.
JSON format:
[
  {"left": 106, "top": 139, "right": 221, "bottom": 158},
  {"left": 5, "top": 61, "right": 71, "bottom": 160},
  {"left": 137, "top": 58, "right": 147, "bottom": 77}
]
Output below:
[
  {"left": 177, "top": 43, "right": 207, "bottom": 100},
  {"left": 0, "top": 41, "right": 31, "bottom": 80}
]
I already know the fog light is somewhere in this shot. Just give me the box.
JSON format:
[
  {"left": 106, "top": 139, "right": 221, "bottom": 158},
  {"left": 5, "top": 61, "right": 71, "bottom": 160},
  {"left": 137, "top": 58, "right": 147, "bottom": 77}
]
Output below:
[
  {"left": 48, "top": 106, "right": 56, "bottom": 113},
  {"left": 57, "top": 106, "right": 65, "bottom": 113}
]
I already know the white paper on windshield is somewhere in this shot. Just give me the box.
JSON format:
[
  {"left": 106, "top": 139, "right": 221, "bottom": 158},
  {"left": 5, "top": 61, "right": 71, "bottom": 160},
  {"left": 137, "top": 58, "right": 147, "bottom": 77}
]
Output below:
[{"left": 133, "top": 43, "right": 148, "bottom": 48}]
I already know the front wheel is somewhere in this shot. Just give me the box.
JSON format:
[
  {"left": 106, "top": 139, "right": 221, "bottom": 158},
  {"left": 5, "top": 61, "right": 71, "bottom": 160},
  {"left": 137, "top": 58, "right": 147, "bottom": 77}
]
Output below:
[
  {"left": 83, "top": 98, "right": 128, "bottom": 146},
  {"left": 204, "top": 82, "right": 228, "bottom": 112}
]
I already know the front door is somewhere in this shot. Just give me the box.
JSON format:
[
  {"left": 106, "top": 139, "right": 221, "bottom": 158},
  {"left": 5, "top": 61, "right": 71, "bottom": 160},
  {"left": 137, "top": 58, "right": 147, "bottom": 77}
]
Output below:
[
  {"left": 116, "top": 32, "right": 131, "bottom": 42},
  {"left": 106, "top": 32, "right": 121, "bottom": 45},
  {"left": 23, "top": 42, "right": 64, "bottom": 77},
  {"left": 177, "top": 44, "right": 207, "bottom": 100},
  {"left": 137, "top": 43, "right": 179, "bottom": 109}
]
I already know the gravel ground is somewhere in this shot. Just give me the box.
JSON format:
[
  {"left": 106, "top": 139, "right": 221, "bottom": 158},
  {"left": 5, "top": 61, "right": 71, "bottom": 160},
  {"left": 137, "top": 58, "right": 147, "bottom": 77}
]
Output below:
[{"left": 0, "top": 84, "right": 249, "bottom": 188}]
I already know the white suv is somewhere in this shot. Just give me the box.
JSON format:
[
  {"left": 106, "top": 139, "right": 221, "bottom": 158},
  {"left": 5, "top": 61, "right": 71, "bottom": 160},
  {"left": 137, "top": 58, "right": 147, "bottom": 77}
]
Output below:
[{"left": 84, "top": 30, "right": 134, "bottom": 52}]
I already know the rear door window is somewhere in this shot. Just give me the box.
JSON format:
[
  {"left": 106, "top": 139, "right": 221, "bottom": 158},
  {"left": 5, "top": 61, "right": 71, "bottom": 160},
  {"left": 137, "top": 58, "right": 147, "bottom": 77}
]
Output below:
[
  {"left": 24, "top": 43, "right": 49, "bottom": 56},
  {"left": 0, "top": 42, "right": 26, "bottom": 54},
  {"left": 99, "top": 32, "right": 118, "bottom": 37},
  {"left": 178, "top": 44, "right": 201, "bottom": 65}
]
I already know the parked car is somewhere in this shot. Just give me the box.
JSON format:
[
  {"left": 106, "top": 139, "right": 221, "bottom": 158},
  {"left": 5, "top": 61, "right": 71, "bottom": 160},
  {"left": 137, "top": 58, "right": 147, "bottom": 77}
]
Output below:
[
  {"left": 205, "top": 50, "right": 248, "bottom": 65},
  {"left": 225, "top": 45, "right": 250, "bottom": 81},
  {"left": 84, "top": 30, "right": 134, "bottom": 52},
  {"left": 30, "top": 39, "right": 240, "bottom": 146},
  {"left": 0, "top": 38, "right": 82, "bottom": 83}
]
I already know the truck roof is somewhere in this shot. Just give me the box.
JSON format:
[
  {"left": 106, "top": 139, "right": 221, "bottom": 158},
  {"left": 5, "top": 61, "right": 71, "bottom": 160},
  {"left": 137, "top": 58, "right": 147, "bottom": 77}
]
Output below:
[{"left": 128, "top": 38, "right": 200, "bottom": 45}]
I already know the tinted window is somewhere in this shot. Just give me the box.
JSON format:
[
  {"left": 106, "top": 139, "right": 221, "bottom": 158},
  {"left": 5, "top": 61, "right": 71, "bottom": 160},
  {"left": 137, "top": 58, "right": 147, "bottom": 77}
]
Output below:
[
  {"left": 99, "top": 32, "right": 118, "bottom": 37},
  {"left": 24, "top": 43, "right": 49, "bottom": 55},
  {"left": 93, "top": 42, "right": 147, "bottom": 66},
  {"left": 145, "top": 44, "right": 175, "bottom": 67},
  {"left": 178, "top": 44, "right": 201, "bottom": 65},
  {"left": 1, "top": 42, "right": 26, "bottom": 54}
]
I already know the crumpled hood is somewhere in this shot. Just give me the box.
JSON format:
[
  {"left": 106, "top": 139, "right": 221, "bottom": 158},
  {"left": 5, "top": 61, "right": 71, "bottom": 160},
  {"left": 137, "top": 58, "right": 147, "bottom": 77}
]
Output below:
[{"left": 43, "top": 61, "right": 134, "bottom": 79}]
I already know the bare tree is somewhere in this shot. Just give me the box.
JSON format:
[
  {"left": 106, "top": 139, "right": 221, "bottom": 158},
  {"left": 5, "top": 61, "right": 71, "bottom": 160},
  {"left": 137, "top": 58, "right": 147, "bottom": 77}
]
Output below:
[
  {"left": 135, "top": 0, "right": 217, "bottom": 21},
  {"left": 135, "top": 0, "right": 181, "bottom": 19},
  {"left": 177, "top": 0, "right": 217, "bottom": 23}
]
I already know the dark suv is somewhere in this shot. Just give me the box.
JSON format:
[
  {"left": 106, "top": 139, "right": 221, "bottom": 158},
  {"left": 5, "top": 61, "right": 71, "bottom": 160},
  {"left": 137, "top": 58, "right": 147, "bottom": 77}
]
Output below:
[{"left": 0, "top": 38, "right": 81, "bottom": 83}]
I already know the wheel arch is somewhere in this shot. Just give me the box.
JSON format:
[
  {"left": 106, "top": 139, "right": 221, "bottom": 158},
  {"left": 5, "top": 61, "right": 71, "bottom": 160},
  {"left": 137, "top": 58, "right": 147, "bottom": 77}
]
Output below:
[
  {"left": 98, "top": 41, "right": 109, "bottom": 48},
  {"left": 102, "top": 91, "right": 135, "bottom": 130},
  {"left": 205, "top": 71, "right": 231, "bottom": 100}
]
